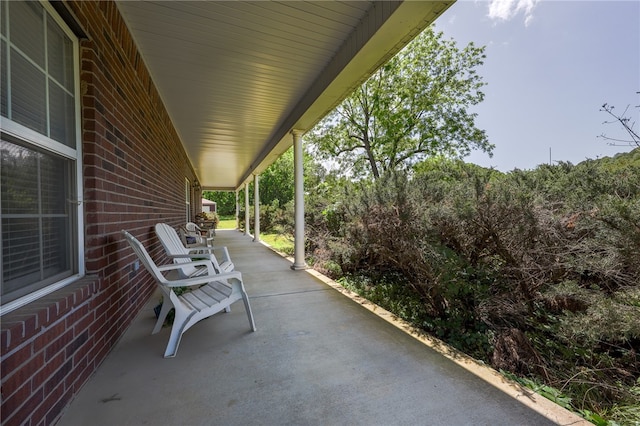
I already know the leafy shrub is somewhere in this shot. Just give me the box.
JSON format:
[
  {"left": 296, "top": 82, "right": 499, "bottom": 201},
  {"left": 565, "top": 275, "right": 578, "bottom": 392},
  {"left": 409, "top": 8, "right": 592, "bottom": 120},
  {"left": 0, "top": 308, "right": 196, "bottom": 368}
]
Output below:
[
  {"left": 305, "top": 151, "right": 640, "bottom": 423},
  {"left": 238, "top": 199, "right": 294, "bottom": 235}
]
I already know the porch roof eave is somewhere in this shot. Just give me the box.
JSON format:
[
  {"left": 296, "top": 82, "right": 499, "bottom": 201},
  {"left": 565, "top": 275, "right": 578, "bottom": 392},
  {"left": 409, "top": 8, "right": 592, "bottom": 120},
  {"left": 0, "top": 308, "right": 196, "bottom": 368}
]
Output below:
[{"left": 116, "top": 1, "right": 456, "bottom": 192}]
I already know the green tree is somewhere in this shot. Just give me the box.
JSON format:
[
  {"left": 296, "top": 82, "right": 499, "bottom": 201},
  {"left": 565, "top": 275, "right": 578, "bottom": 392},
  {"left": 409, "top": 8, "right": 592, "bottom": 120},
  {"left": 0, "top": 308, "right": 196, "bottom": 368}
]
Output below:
[
  {"left": 260, "top": 148, "right": 294, "bottom": 207},
  {"left": 210, "top": 146, "right": 327, "bottom": 221},
  {"left": 203, "top": 190, "right": 236, "bottom": 215},
  {"left": 308, "top": 26, "right": 492, "bottom": 180},
  {"left": 250, "top": 146, "right": 328, "bottom": 208}
]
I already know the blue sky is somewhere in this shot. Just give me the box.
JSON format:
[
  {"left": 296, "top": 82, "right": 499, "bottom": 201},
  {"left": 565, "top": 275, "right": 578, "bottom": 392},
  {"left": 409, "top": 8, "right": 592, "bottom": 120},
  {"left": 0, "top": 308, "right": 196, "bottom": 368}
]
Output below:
[{"left": 435, "top": 0, "right": 640, "bottom": 171}]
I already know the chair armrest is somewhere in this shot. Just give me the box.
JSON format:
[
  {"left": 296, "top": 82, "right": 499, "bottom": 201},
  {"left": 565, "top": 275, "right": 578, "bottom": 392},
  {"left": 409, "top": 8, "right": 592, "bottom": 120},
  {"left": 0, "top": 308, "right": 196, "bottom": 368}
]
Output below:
[
  {"left": 162, "top": 270, "right": 243, "bottom": 288},
  {"left": 157, "top": 259, "right": 215, "bottom": 277},
  {"left": 218, "top": 246, "right": 231, "bottom": 264},
  {"left": 187, "top": 246, "right": 231, "bottom": 262},
  {"left": 156, "top": 259, "right": 212, "bottom": 271},
  {"left": 185, "top": 246, "right": 227, "bottom": 255},
  {"left": 166, "top": 253, "right": 212, "bottom": 259}
]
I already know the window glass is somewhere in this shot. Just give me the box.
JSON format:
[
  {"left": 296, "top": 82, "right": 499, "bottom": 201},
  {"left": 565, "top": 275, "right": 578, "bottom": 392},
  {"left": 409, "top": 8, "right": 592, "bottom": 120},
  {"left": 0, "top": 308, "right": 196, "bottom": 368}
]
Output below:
[
  {"left": 1, "top": 39, "right": 7, "bottom": 117},
  {"left": 9, "top": 2, "right": 45, "bottom": 68},
  {"left": 9, "top": 48, "right": 47, "bottom": 135},
  {"left": 49, "top": 81, "right": 76, "bottom": 147},
  {"left": 1, "top": 217, "right": 41, "bottom": 295},
  {"left": 40, "top": 149, "right": 69, "bottom": 214},
  {"left": 2, "top": 2, "right": 76, "bottom": 147},
  {"left": 42, "top": 216, "right": 70, "bottom": 277},
  {"left": 0, "top": 140, "right": 39, "bottom": 215},
  {"left": 1, "top": 2, "right": 6, "bottom": 37},
  {"left": 1, "top": 139, "right": 74, "bottom": 302},
  {"left": 1, "top": 2, "right": 79, "bottom": 308},
  {"left": 47, "top": 14, "right": 74, "bottom": 92}
]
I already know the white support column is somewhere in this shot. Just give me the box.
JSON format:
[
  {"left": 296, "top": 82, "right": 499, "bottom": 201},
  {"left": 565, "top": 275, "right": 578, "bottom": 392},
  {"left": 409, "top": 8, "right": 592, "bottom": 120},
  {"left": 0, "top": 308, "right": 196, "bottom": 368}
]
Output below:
[
  {"left": 253, "top": 174, "right": 260, "bottom": 242},
  {"left": 244, "top": 182, "right": 250, "bottom": 237},
  {"left": 235, "top": 190, "right": 240, "bottom": 230},
  {"left": 291, "top": 129, "right": 307, "bottom": 270}
]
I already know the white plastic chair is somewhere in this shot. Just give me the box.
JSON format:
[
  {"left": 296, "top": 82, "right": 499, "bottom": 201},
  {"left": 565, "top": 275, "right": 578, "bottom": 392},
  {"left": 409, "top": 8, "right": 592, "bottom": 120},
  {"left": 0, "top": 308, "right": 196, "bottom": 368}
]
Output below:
[
  {"left": 122, "top": 230, "right": 256, "bottom": 358},
  {"left": 180, "top": 222, "right": 213, "bottom": 248},
  {"left": 155, "top": 223, "right": 234, "bottom": 277},
  {"left": 188, "top": 220, "right": 216, "bottom": 237}
]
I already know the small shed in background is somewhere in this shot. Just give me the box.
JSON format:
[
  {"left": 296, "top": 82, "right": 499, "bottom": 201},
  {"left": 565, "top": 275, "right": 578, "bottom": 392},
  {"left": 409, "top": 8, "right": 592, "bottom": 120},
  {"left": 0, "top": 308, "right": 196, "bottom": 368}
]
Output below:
[{"left": 202, "top": 198, "right": 217, "bottom": 213}]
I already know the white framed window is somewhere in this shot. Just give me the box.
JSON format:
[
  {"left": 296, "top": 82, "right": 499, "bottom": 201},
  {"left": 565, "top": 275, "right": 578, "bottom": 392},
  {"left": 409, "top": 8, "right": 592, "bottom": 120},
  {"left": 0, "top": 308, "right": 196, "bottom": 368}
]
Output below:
[
  {"left": 185, "top": 178, "right": 191, "bottom": 222},
  {"left": 1, "top": 1, "right": 84, "bottom": 314}
]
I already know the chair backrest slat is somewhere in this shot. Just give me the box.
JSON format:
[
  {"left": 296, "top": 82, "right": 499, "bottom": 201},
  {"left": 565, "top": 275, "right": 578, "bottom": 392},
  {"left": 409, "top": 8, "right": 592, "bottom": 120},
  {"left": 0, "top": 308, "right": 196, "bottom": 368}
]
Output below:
[
  {"left": 122, "top": 230, "right": 168, "bottom": 284},
  {"left": 156, "top": 223, "right": 188, "bottom": 257},
  {"left": 155, "top": 223, "right": 221, "bottom": 277}
]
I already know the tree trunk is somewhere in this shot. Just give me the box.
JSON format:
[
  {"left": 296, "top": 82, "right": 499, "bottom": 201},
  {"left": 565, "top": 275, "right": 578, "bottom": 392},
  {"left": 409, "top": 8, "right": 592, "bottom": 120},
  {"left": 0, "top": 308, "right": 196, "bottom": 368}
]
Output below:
[{"left": 363, "top": 132, "right": 380, "bottom": 179}]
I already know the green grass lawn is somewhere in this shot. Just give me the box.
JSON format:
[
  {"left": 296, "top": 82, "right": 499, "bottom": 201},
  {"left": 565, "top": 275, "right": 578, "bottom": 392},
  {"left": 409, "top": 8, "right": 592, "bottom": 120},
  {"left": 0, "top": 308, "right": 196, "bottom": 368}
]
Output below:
[
  {"left": 217, "top": 219, "right": 237, "bottom": 230},
  {"left": 215, "top": 215, "right": 294, "bottom": 254},
  {"left": 260, "top": 233, "right": 294, "bottom": 255}
]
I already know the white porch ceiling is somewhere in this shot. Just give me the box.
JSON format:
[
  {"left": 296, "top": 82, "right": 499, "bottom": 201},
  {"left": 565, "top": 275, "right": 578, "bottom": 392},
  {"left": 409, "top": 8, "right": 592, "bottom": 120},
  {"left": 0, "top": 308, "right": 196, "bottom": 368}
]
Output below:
[{"left": 116, "top": 1, "right": 454, "bottom": 190}]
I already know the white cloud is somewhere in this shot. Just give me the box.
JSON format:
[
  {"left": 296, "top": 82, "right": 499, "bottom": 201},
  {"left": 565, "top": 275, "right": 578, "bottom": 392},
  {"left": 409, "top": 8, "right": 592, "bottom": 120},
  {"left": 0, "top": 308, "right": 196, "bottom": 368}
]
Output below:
[{"left": 487, "top": 0, "right": 539, "bottom": 26}]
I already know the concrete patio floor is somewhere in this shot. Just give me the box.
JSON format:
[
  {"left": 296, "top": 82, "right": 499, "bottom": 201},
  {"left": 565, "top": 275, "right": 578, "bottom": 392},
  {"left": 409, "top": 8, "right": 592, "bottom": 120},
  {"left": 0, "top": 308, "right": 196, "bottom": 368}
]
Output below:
[{"left": 59, "top": 229, "right": 587, "bottom": 426}]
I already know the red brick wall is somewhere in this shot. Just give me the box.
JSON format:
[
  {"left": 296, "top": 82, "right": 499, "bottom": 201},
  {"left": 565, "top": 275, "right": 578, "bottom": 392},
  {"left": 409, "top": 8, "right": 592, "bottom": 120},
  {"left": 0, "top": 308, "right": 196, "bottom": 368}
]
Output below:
[{"left": 0, "top": 2, "right": 199, "bottom": 425}]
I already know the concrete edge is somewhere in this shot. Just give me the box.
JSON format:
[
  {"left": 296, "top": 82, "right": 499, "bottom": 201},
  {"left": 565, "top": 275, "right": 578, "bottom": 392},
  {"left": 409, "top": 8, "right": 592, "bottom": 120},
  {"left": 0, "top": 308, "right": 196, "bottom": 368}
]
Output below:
[{"left": 253, "top": 237, "right": 590, "bottom": 426}]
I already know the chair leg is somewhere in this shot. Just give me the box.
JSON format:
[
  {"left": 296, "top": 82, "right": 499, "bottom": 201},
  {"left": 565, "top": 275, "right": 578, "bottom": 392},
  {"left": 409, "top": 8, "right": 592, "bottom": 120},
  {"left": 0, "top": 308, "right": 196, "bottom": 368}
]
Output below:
[
  {"left": 241, "top": 291, "right": 257, "bottom": 332},
  {"left": 164, "top": 309, "right": 195, "bottom": 358},
  {"left": 152, "top": 301, "right": 173, "bottom": 335}
]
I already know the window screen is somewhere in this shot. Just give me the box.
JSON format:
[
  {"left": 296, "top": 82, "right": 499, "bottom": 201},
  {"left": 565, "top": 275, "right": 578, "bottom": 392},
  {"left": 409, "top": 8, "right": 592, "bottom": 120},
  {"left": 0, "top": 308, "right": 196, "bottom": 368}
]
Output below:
[
  {"left": 1, "top": 139, "right": 74, "bottom": 301},
  {"left": 1, "top": 1, "right": 79, "bottom": 306}
]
